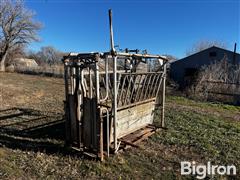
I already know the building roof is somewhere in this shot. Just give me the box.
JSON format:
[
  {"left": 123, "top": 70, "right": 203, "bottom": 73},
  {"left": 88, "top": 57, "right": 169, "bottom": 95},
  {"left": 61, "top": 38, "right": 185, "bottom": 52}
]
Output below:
[{"left": 171, "top": 46, "right": 240, "bottom": 65}]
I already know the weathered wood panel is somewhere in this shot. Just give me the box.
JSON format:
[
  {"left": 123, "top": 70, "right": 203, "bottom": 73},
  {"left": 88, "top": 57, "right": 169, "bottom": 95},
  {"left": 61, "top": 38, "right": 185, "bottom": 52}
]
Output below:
[
  {"left": 69, "top": 95, "right": 77, "bottom": 142},
  {"left": 83, "top": 98, "right": 92, "bottom": 148},
  {"left": 113, "top": 101, "right": 155, "bottom": 140}
]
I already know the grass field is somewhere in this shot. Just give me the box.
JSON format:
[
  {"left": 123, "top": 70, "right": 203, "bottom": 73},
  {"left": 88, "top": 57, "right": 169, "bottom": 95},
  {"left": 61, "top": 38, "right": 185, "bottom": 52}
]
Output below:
[{"left": 0, "top": 72, "right": 239, "bottom": 179}]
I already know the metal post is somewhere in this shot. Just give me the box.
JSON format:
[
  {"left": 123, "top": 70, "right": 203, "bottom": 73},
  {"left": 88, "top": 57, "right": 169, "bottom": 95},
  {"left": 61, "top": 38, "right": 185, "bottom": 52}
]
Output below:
[
  {"left": 113, "top": 56, "right": 118, "bottom": 151},
  {"left": 76, "top": 63, "right": 82, "bottom": 148},
  {"left": 95, "top": 55, "right": 100, "bottom": 151},
  {"left": 109, "top": 9, "right": 118, "bottom": 152},
  {"left": 109, "top": 9, "right": 115, "bottom": 53},
  {"left": 99, "top": 109, "right": 104, "bottom": 161},
  {"left": 95, "top": 55, "right": 100, "bottom": 102},
  {"left": 72, "top": 67, "right": 76, "bottom": 95},
  {"left": 161, "top": 62, "right": 167, "bottom": 128}
]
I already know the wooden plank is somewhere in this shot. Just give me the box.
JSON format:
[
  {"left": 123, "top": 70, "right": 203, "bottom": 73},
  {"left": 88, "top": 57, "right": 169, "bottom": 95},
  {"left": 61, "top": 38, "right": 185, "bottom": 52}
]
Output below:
[
  {"left": 118, "top": 125, "right": 159, "bottom": 151},
  {"left": 69, "top": 95, "right": 77, "bottom": 142},
  {"left": 120, "top": 126, "right": 155, "bottom": 143},
  {"left": 83, "top": 98, "right": 92, "bottom": 148},
  {"left": 121, "top": 140, "right": 139, "bottom": 148},
  {"left": 133, "top": 131, "right": 155, "bottom": 144}
]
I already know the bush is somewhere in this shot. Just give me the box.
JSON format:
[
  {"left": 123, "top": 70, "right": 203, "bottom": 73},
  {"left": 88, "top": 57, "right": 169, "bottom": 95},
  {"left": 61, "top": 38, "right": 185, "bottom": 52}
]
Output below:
[{"left": 188, "top": 57, "right": 240, "bottom": 104}]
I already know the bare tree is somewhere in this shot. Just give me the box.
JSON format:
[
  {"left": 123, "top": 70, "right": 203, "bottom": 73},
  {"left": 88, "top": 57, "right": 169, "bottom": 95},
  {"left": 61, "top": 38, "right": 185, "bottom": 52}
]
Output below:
[
  {"left": 186, "top": 40, "right": 227, "bottom": 56},
  {"left": 27, "top": 46, "right": 64, "bottom": 66},
  {"left": 0, "top": 0, "right": 41, "bottom": 71},
  {"left": 38, "top": 46, "right": 64, "bottom": 66}
]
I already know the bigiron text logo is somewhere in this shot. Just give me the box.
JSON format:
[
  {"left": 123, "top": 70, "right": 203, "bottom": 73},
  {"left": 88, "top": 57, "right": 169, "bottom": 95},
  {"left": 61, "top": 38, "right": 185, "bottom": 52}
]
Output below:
[{"left": 181, "top": 161, "right": 237, "bottom": 179}]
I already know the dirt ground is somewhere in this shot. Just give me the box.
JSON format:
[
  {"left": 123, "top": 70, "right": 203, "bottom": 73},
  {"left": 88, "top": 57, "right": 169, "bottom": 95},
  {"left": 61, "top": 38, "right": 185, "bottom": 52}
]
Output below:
[
  {"left": 0, "top": 72, "right": 64, "bottom": 112},
  {"left": 0, "top": 72, "right": 239, "bottom": 179}
]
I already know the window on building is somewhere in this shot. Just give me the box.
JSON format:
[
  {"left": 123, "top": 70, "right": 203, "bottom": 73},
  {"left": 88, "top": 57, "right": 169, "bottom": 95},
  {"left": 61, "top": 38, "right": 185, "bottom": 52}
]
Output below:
[{"left": 209, "top": 51, "right": 217, "bottom": 57}]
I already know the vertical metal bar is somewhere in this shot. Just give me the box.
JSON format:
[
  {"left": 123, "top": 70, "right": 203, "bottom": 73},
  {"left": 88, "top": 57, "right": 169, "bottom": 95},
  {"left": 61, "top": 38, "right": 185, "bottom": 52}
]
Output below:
[
  {"left": 95, "top": 58, "right": 100, "bottom": 102},
  {"left": 95, "top": 57, "right": 100, "bottom": 151},
  {"left": 148, "top": 74, "right": 157, "bottom": 99},
  {"left": 88, "top": 67, "right": 95, "bottom": 148},
  {"left": 108, "top": 73, "right": 113, "bottom": 100},
  {"left": 79, "top": 69, "right": 83, "bottom": 148},
  {"left": 152, "top": 73, "right": 161, "bottom": 97},
  {"left": 161, "top": 63, "right": 167, "bottom": 128},
  {"left": 89, "top": 68, "right": 92, "bottom": 98},
  {"left": 100, "top": 109, "right": 104, "bottom": 161},
  {"left": 113, "top": 56, "right": 118, "bottom": 152},
  {"left": 109, "top": 9, "right": 118, "bottom": 152},
  {"left": 118, "top": 75, "right": 127, "bottom": 106},
  {"left": 70, "top": 67, "right": 73, "bottom": 95},
  {"left": 123, "top": 75, "right": 132, "bottom": 105},
  {"left": 109, "top": 9, "right": 115, "bottom": 53},
  {"left": 117, "top": 73, "right": 121, "bottom": 97},
  {"left": 155, "top": 75, "right": 163, "bottom": 98},
  {"left": 129, "top": 74, "right": 139, "bottom": 103},
  {"left": 134, "top": 74, "right": 143, "bottom": 102},
  {"left": 95, "top": 63, "right": 100, "bottom": 100},
  {"left": 143, "top": 74, "right": 153, "bottom": 100},
  {"left": 81, "top": 71, "right": 86, "bottom": 97},
  {"left": 100, "top": 55, "right": 109, "bottom": 102},
  {"left": 83, "top": 78, "right": 88, "bottom": 97},
  {"left": 76, "top": 64, "right": 82, "bottom": 148},
  {"left": 139, "top": 74, "right": 148, "bottom": 101},
  {"left": 72, "top": 67, "right": 76, "bottom": 95}
]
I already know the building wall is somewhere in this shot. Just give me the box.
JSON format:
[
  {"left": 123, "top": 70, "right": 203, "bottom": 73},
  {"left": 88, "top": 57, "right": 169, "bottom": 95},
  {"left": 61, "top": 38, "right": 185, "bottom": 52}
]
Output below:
[
  {"left": 170, "top": 47, "right": 240, "bottom": 86},
  {"left": 13, "top": 58, "right": 38, "bottom": 68}
]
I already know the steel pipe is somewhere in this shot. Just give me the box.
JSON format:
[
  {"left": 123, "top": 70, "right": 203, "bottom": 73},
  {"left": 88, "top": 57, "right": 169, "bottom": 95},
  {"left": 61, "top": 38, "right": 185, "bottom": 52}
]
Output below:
[{"left": 100, "top": 55, "right": 109, "bottom": 102}]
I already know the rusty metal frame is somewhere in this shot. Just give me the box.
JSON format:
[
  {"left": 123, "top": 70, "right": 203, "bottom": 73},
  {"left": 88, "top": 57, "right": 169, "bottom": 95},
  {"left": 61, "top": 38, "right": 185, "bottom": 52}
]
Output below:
[{"left": 62, "top": 9, "right": 168, "bottom": 160}]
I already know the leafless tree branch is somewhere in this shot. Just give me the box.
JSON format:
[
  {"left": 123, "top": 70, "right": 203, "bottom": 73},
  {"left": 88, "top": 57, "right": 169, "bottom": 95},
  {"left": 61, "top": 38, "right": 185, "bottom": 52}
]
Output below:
[{"left": 0, "top": 0, "right": 41, "bottom": 71}]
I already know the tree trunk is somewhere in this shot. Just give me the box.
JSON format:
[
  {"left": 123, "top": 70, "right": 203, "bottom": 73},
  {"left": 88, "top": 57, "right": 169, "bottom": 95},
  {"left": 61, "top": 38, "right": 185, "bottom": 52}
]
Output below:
[{"left": 0, "top": 52, "right": 8, "bottom": 72}]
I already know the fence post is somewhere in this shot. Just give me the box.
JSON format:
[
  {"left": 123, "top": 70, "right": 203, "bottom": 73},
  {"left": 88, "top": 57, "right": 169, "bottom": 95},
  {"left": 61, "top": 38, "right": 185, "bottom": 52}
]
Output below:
[{"left": 161, "top": 63, "right": 167, "bottom": 128}]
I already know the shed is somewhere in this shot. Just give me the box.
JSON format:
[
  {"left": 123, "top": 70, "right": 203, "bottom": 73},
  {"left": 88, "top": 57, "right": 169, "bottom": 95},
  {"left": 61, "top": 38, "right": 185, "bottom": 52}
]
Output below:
[{"left": 12, "top": 58, "right": 38, "bottom": 68}]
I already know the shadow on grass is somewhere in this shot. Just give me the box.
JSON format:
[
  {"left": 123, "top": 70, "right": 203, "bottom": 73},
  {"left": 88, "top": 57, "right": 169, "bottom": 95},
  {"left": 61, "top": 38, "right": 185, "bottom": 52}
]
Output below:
[{"left": 0, "top": 107, "right": 79, "bottom": 156}]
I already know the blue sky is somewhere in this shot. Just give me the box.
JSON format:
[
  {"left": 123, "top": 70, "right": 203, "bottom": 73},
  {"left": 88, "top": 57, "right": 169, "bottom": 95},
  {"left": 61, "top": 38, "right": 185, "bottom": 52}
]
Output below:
[{"left": 26, "top": 0, "right": 239, "bottom": 58}]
